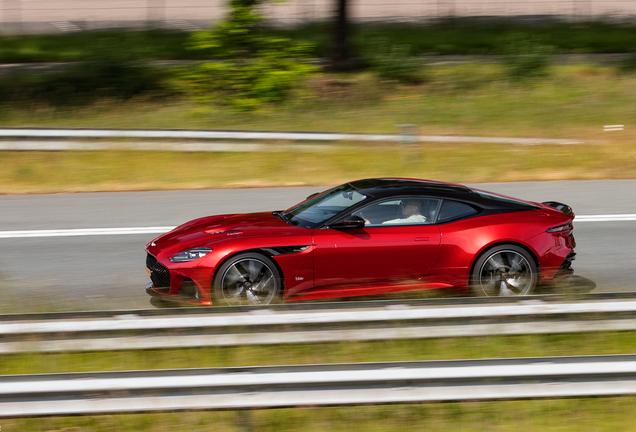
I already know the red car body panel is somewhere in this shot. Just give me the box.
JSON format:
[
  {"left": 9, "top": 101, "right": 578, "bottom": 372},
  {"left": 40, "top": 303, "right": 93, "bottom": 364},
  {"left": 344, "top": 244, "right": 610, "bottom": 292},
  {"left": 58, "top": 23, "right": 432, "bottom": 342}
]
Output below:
[{"left": 145, "top": 179, "right": 576, "bottom": 305}]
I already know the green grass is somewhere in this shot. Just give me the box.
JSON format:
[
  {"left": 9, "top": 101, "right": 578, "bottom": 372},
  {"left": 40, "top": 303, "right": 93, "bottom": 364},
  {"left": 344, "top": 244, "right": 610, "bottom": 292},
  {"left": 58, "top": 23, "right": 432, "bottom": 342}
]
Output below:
[
  {"left": 3, "top": 21, "right": 636, "bottom": 63},
  {"left": 2, "top": 64, "right": 634, "bottom": 136},
  {"left": 0, "top": 30, "right": 200, "bottom": 63},
  {"left": 3, "top": 332, "right": 636, "bottom": 375},
  {"left": 1, "top": 142, "right": 635, "bottom": 193},
  {"left": 278, "top": 20, "right": 636, "bottom": 57}
]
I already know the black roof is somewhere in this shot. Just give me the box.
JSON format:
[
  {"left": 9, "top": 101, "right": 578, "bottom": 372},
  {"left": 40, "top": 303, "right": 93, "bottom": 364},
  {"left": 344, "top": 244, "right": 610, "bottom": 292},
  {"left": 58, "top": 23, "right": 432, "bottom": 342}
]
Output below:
[{"left": 349, "top": 178, "right": 538, "bottom": 211}]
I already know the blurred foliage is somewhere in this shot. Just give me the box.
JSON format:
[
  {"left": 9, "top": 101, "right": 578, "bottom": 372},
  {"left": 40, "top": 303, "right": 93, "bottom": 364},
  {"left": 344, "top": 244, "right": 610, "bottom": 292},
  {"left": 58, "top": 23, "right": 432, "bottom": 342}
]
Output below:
[
  {"left": 365, "top": 39, "right": 426, "bottom": 84},
  {"left": 1, "top": 20, "right": 636, "bottom": 63},
  {"left": 183, "top": 0, "right": 317, "bottom": 111},
  {"left": 0, "top": 62, "right": 632, "bottom": 135},
  {"left": 0, "top": 63, "right": 170, "bottom": 105},
  {"left": 3, "top": 20, "right": 636, "bottom": 106},
  {"left": 270, "top": 20, "right": 636, "bottom": 57},
  {"left": 0, "top": 30, "right": 200, "bottom": 62},
  {"left": 503, "top": 36, "right": 554, "bottom": 80},
  {"left": 0, "top": 34, "right": 175, "bottom": 105}
]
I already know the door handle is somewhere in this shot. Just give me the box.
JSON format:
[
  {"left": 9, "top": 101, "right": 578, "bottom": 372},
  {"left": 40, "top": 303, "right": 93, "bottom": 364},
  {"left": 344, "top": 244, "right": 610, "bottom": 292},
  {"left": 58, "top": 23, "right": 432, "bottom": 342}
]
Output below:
[{"left": 414, "top": 237, "right": 430, "bottom": 241}]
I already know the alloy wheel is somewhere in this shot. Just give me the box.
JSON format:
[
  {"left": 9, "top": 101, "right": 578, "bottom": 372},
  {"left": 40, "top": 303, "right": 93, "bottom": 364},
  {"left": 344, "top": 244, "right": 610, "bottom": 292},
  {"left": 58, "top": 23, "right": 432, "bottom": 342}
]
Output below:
[
  {"left": 476, "top": 249, "right": 536, "bottom": 296},
  {"left": 220, "top": 258, "right": 278, "bottom": 305}
]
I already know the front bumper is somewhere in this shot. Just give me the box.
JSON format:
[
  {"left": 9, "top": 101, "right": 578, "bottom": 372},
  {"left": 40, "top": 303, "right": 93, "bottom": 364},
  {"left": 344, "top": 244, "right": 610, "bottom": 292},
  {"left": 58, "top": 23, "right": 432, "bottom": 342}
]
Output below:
[
  {"left": 145, "top": 283, "right": 213, "bottom": 306},
  {"left": 146, "top": 250, "right": 216, "bottom": 304}
]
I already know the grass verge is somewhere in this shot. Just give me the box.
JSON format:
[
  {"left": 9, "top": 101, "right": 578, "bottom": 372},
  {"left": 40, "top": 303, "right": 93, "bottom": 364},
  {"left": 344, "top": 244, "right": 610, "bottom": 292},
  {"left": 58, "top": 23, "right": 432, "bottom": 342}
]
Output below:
[
  {"left": 3, "top": 332, "right": 636, "bottom": 375},
  {"left": 3, "top": 63, "right": 636, "bottom": 135},
  {"left": 1, "top": 62, "right": 636, "bottom": 192},
  {"left": 1, "top": 142, "right": 635, "bottom": 193}
]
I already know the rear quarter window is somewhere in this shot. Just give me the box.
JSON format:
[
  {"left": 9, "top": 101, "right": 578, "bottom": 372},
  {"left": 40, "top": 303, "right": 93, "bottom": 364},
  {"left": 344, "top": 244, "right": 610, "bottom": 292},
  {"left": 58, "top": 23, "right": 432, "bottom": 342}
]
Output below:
[{"left": 437, "top": 200, "right": 479, "bottom": 223}]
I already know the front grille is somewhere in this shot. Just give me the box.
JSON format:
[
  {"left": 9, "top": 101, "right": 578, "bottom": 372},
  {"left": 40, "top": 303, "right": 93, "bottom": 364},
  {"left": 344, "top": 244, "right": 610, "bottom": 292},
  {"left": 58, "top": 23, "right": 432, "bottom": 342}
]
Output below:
[{"left": 146, "top": 253, "right": 171, "bottom": 290}]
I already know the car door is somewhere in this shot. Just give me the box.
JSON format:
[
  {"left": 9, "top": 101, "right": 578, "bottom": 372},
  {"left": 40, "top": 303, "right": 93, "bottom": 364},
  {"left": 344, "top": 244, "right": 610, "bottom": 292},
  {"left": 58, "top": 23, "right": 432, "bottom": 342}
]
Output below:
[{"left": 308, "top": 197, "right": 442, "bottom": 295}]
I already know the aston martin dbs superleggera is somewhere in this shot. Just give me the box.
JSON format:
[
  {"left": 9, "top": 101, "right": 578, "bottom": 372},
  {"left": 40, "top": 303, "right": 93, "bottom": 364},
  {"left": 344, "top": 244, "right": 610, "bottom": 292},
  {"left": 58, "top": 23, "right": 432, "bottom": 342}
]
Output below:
[{"left": 145, "top": 178, "right": 576, "bottom": 306}]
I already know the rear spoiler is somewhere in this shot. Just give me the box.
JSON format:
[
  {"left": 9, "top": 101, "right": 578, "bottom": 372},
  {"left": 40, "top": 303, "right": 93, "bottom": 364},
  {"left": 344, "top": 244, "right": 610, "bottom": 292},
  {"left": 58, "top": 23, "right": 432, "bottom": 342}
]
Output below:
[{"left": 542, "top": 201, "right": 574, "bottom": 218}]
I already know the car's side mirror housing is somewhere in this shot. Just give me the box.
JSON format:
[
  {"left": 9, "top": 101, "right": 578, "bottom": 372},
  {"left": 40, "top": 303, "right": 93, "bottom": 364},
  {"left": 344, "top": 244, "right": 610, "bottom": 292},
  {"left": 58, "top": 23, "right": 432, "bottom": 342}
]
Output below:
[
  {"left": 330, "top": 215, "right": 366, "bottom": 229},
  {"left": 306, "top": 192, "right": 320, "bottom": 200}
]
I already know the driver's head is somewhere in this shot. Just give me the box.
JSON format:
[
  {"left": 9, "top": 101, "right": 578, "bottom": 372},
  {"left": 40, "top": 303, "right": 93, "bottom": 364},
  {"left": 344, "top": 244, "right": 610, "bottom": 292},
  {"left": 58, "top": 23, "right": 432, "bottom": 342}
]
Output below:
[{"left": 400, "top": 199, "right": 421, "bottom": 217}]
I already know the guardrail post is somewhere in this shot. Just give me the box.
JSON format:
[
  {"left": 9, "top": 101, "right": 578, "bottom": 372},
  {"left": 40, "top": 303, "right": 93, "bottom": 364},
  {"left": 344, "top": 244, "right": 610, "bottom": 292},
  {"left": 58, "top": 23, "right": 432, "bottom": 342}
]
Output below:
[
  {"left": 235, "top": 410, "right": 255, "bottom": 432},
  {"left": 396, "top": 123, "right": 420, "bottom": 164}
]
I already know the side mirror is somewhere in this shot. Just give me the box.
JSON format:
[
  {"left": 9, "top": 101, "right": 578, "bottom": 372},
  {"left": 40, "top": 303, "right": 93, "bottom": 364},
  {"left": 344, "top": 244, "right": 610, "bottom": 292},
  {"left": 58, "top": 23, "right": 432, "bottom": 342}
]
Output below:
[
  {"left": 306, "top": 192, "right": 320, "bottom": 200},
  {"left": 330, "top": 215, "right": 366, "bottom": 229}
]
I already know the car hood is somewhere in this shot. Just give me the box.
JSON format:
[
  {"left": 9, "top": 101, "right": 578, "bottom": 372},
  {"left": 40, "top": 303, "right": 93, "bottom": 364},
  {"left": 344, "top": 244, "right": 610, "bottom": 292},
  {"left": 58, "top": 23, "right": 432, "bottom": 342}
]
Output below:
[{"left": 146, "top": 212, "right": 297, "bottom": 252}]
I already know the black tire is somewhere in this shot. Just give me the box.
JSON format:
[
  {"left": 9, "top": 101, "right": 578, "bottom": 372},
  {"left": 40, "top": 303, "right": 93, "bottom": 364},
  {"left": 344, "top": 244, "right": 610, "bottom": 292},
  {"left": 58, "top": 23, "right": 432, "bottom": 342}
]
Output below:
[
  {"left": 213, "top": 252, "right": 283, "bottom": 306},
  {"left": 471, "top": 245, "right": 538, "bottom": 297}
]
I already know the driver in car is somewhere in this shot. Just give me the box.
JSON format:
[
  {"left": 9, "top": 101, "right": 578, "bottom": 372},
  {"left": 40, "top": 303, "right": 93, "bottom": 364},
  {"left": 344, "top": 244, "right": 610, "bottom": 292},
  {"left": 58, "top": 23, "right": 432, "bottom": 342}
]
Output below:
[{"left": 382, "top": 199, "right": 427, "bottom": 225}]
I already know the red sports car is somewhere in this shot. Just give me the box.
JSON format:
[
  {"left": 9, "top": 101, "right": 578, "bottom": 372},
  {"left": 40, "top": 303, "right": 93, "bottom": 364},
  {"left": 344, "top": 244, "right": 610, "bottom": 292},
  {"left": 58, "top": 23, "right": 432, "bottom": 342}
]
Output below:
[{"left": 145, "top": 178, "right": 576, "bottom": 306}]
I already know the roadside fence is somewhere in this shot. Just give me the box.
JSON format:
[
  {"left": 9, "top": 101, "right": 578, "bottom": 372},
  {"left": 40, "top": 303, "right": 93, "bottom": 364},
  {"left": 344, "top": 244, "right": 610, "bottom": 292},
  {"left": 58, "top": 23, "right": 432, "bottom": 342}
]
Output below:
[{"left": 1, "top": 0, "right": 635, "bottom": 33}]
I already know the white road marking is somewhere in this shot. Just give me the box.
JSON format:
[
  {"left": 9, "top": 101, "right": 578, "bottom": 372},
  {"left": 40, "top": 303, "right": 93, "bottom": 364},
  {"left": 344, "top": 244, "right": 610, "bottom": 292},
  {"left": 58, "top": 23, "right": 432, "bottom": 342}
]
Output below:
[
  {"left": 0, "top": 227, "right": 176, "bottom": 239},
  {"left": 576, "top": 214, "right": 636, "bottom": 222},
  {"left": 0, "top": 215, "right": 634, "bottom": 239},
  {"left": 604, "top": 125, "right": 625, "bottom": 131}
]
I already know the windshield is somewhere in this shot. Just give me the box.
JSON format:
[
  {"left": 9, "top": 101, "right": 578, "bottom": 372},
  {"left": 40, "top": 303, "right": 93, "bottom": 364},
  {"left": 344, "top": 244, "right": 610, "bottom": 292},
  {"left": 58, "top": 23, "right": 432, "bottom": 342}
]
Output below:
[{"left": 283, "top": 184, "right": 369, "bottom": 228}]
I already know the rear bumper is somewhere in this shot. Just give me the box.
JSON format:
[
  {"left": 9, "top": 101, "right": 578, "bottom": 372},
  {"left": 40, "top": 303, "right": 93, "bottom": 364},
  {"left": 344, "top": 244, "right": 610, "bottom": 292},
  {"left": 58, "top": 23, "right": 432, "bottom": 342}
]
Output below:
[{"left": 554, "top": 251, "right": 576, "bottom": 279}]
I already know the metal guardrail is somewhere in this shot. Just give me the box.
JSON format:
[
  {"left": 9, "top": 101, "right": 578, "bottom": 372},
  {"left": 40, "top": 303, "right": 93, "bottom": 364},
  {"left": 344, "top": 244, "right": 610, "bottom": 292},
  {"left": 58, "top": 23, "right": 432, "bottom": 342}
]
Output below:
[
  {"left": 3, "top": 294, "right": 636, "bottom": 353},
  {"left": 4, "top": 291, "right": 635, "bottom": 321},
  {"left": 2, "top": 354, "right": 636, "bottom": 417},
  {"left": 0, "top": 127, "right": 584, "bottom": 149}
]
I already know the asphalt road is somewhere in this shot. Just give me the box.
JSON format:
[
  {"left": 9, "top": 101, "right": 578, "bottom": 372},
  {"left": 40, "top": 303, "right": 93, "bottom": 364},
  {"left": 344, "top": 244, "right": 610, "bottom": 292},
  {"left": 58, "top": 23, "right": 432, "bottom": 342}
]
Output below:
[{"left": 0, "top": 180, "right": 634, "bottom": 312}]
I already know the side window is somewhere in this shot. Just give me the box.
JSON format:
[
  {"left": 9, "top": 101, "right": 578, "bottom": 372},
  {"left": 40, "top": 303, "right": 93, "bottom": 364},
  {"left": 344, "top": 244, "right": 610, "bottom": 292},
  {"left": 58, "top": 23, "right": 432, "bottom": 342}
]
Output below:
[
  {"left": 352, "top": 197, "right": 441, "bottom": 226},
  {"left": 437, "top": 200, "right": 478, "bottom": 223}
]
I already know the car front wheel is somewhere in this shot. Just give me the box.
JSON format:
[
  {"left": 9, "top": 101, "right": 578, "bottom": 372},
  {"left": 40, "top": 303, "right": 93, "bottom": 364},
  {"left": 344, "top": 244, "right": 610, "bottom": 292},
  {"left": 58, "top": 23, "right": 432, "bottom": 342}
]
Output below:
[
  {"left": 472, "top": 245, "right": 538, "bottom": 297},
  {"left": 213, "top": 252, "right": 283, "bottom": 306}
]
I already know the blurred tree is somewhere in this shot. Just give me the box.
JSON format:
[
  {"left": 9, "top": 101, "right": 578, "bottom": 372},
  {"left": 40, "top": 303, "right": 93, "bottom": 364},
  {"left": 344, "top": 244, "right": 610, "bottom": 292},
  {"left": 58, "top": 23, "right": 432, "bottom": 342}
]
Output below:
[
  {"left": 185, "top": 0, "right": 317, "bottom": 111},
  {"left": 332, "top": 0, "right": 352, "bottom": 71}
]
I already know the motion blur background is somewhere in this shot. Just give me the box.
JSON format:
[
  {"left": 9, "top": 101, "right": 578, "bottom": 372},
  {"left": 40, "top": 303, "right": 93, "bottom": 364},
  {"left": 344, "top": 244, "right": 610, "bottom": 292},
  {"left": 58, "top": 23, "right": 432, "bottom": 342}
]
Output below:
[{"left": 2, "top": 1, "right": 636, "bottom": 430}]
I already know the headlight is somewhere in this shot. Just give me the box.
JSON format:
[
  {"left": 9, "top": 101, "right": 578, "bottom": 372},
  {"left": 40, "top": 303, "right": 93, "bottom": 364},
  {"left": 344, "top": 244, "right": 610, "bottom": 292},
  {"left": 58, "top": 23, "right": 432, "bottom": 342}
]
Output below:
[{"left": 169, "top": 247, "right": 212, "bottom": 263}]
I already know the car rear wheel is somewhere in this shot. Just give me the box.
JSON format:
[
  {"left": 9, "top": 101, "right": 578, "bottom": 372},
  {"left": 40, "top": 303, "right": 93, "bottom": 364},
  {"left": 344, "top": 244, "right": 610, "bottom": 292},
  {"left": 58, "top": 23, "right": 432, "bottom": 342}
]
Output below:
[
  {"left": 213, "top": 253, "right": 283, "bottom": 306},
  {"left": 472, "top": 245, "right": 538, "bottom": 297}
]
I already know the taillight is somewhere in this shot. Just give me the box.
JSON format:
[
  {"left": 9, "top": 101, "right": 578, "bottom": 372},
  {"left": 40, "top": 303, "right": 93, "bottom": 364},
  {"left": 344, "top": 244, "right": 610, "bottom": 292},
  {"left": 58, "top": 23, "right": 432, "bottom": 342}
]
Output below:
[{"left": 547, "top": 223, "right": 573, "bottom": 233}]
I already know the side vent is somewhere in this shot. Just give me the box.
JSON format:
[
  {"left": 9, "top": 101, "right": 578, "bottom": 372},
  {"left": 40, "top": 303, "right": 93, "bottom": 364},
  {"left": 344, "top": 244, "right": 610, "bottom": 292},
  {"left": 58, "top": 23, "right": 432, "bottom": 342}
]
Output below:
[{"left": 264, "top": 246, "right": 311, "bottom": 256}]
